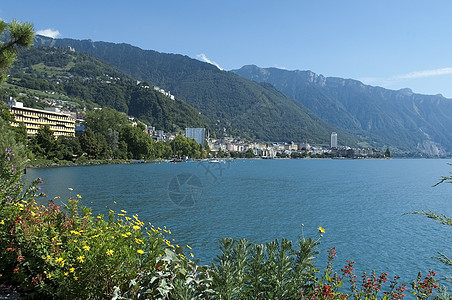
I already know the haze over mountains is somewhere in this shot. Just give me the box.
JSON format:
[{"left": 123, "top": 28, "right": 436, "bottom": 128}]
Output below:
[{"left": 19, "top": 35, "right": 452, "bottom": 156}]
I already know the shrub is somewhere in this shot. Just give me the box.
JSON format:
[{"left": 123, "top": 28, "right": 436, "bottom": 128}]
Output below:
[{"left": 0, "top": 147, "right": 196, "bottom": 299}]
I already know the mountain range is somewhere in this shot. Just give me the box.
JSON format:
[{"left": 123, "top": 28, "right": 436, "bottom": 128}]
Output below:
[
  {"left": 232, "top": 65, "right": 452, "bottom": 156},
  {"left": 8, "top": 35, "right": 452, "bottom": 156},
  {"left": 32, "top": 35, "right": 355, "bottom": 146}
]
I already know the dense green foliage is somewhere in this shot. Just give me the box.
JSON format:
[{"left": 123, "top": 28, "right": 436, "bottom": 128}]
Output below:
[
  {"left": 19, "top": 107, "right": 205, "bottom": 162},
  {"left": 233, "top": 65, "right": 452, "bottom": 156},
  {"left": 33, "top": 36, "right": 346, "bottom": 145}
]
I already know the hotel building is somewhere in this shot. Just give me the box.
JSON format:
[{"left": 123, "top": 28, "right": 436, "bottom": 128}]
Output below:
[{"left": 8, "top": 101, "right": 75, "bottom": 137}]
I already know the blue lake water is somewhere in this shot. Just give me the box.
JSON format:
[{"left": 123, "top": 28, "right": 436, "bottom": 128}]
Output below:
[{"left": 25, "top": 159, "right": 452, "bottom": 286}]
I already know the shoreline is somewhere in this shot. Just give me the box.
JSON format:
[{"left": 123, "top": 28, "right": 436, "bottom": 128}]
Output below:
[
  {"left": 24, "top": 156, "right": 398, "bottom": 170},
  {"left": 25, "top": 158, "right": 167, "bottom": 169}
]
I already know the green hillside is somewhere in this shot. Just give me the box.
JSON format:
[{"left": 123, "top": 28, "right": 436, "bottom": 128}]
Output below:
[
  {"left": 34, "top": 35, "right": 357, "bottom": 145},
  {"left": 6, "top": 46, "right": 209, "bottom": 132}
]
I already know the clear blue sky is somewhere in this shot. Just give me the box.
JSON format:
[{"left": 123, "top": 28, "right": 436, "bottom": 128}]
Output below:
[{"left": 2, "top": 0, "right": 452, "bottom": 97}]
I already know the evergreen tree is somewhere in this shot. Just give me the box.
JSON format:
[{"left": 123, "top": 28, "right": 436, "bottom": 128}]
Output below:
[
  {"left": 0, "top": 20, "right": 34, "bottom": 83},
  {"left": 0, "top": 20, "right": 34, "bottom": 167},
  {"left": 385, "top": 147, "right": 391, "bottom": 158}
]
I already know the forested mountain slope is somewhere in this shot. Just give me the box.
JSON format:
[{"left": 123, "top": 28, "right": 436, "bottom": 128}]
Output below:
[{"left": 33, "top": 35, "right": 357, "bottom": 145}]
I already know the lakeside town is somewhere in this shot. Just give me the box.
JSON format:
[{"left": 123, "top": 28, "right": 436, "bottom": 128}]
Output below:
[{"left": 5, "top": 96, "right": 387, "bottom": 160}]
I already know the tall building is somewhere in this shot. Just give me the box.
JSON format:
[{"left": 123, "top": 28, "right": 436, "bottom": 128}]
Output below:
[
  {"left": 330, "top": 132, "right": 338, "bottom": 148},
  {"left": 8, "top": 101, "right": 75, "bottom": 137},
  {"left": 185, "top": 128, "right": 205, "bottom": 146}
]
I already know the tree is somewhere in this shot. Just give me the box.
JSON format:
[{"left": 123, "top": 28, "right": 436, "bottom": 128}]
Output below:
[
  {"left": 79, "top": 128, "right": 109, "bottom": 159},
  {"left": 0, "top": 20, "right": 33, "bottom": 167},
  {"left": 0, "top": 20, "right": 34, "bottom": 83},
  {"left": 84, "top": 108, "right": 129, "bottom": 137},
  {"left": 29, "top": 124, "right": 66, "bottom": 160},
  {"left": 59, "top": 136, "right": 82, "bottom": 160},
  {"left": 120, "top": 126, "right": 154, "bottom": 159}
]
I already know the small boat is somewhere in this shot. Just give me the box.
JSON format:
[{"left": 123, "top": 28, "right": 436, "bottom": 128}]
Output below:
[
  {"left": 209, "top": 158, "right": 225, "bottom": 163},
  {"left": 130, "top": 159, "right": 145, "bottom": 164},
  {"left": 169, "top": 158, "right": 184, "bottom": 163}
]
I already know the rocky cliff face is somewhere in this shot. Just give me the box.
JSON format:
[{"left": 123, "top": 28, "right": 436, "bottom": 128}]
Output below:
[{"left": 233, "top": 65, "right": 452, "bottom": 155}]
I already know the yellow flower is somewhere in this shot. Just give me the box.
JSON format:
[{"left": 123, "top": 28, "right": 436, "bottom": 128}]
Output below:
[
  {"left": 132, "top": 225, "right": 140, "bottom": 230},
  {"left": 69, "top": 267, "right": 75, "bottom": 273},
  {"left": 121, "top": 233, "right": 128, "bottom": 238},
  {"left": 0, "top": 220, "right": 5, "bottom": 225},
  {"left": 55, "top": 257, "right": 63, "bottom": 263},
  {"left": 190, "top": 253, "right": 194, "bottom": 258},
  {"left": 74, "top": 276, "right": 78, "bottom": 281},
  {"left": 106, "top": 249, "right": 114, "bottom": 256},
  {"left": 121, "top": 210, "right": 127, "bottom": 214},
  {"left": 77, "top": 256, "right": 85, "bottom": 263},
  {"left": 134, "top": 238, "right": 144, "bottom": 244},
  {"left": 76, "top": 194, "right": 82, "bottom": 199},
  {"left": 318, "top": 226, "right": 325, "bottom": 234},
  {"left": 64, "top": 272, "right": 68, "bottom": 276},
  {"left": 68, "top": 187, "right": 73, "bottom": 191},
  {"left": 186, "top": 245, "right": 192, "bottom": 250},
  {"left": 137, "top": 249, "right": 145, "bottom": 255},
  {"left": 83, "top": 245, "right": 90, "bottom": 251},
  {"left": 47, "top": 273, "right": 52, "bottom": 279},
  {"left": 54, "top": 196, "right": 60, "bottom": 199}
]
